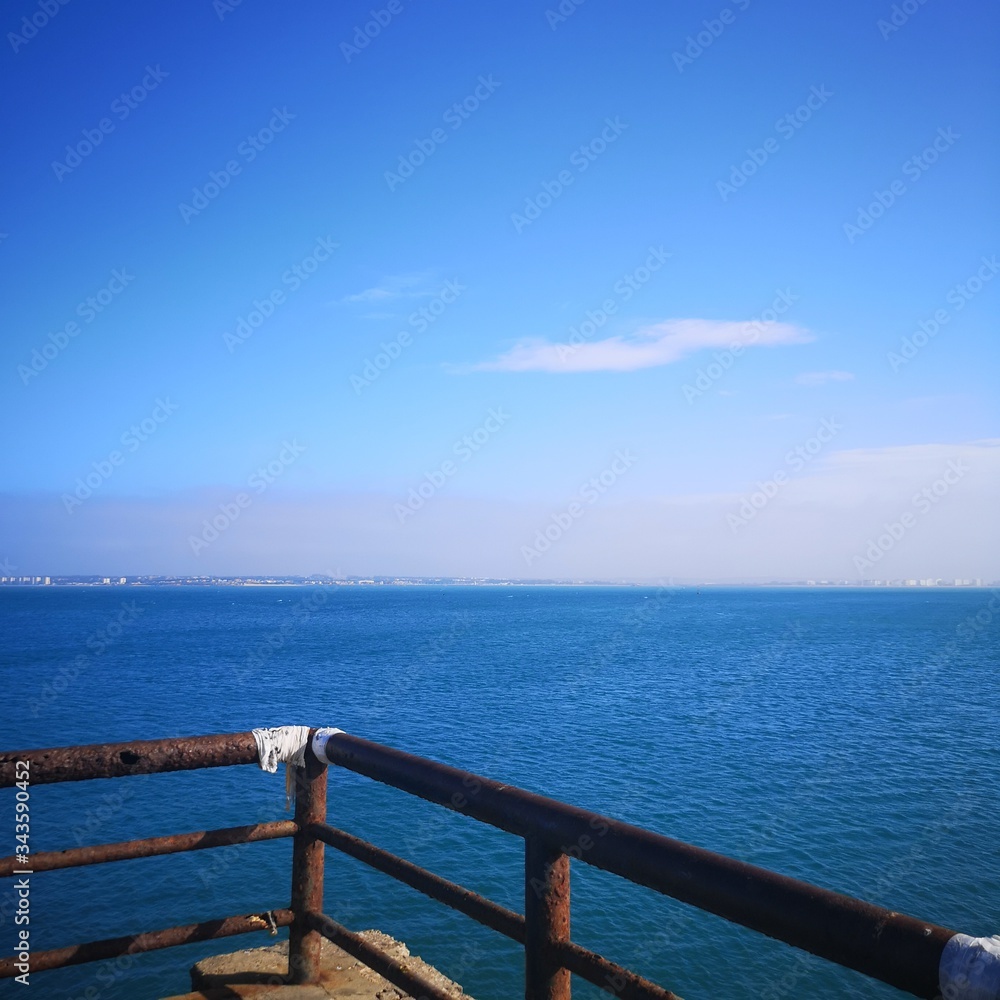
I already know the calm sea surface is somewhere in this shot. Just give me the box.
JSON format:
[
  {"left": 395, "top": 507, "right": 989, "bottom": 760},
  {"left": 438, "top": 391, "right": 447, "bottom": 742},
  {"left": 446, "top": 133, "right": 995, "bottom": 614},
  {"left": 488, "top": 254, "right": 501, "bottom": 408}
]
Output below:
[{"left": 1, "top": 586, "right": 997, "bottom": 1000}]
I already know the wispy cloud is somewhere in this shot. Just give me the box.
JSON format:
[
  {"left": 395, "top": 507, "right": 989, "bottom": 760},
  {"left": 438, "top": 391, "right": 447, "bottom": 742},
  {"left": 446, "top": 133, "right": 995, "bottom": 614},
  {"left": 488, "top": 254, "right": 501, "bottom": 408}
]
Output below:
[
  {"left": 346, "top": 287, "right": 394, "bottom": 303},
  {"left": 465, "top": 318, "right": 812, "bottom": 373},
  {"left": 795, "top": 370, "right": 855, "bottom": 386},
  {"left": 342, "top": 272, "right": 432, "bottom": 304}
]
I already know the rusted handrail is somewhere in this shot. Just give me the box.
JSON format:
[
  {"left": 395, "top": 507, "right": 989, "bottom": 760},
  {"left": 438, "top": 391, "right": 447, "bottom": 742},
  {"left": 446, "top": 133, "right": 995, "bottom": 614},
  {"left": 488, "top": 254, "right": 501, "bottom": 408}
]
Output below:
[
  {"left": 310, "top": 820, "right": 526, "bottom": 942},
  {"left": 0, "top": 728, "right": 991, "bottom": 1000},
  {"left": 0, "top": 821, "right": 298, "bottom": 876},
  {"left": 306, "top": 910, "right": 460, "bottom": 1000},
  {"left": 314, "top": 729, "right": 959, "bottom": 999},
  {"left": 0, "top": 731, "right": 258, "bottom": 785},
  {"left": 0, "top": 909, "right": 295, "bottom": 977}
]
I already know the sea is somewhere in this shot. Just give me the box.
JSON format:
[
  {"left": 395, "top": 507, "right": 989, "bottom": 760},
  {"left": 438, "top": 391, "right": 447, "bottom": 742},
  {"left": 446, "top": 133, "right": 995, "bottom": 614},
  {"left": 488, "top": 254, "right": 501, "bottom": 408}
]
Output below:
[{"left": 1, "top": 585, "right": 998, "bottom": 1000}]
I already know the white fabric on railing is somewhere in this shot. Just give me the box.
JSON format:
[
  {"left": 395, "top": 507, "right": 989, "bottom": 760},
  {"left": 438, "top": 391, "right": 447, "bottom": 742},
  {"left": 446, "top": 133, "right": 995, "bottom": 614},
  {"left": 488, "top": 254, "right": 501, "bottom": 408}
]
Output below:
[
  {"left": 940, "top": 934, "right": 1000, "bottom": 1000},
  {"left": 252, "top": 725, "right": 312, "bottom": 772},
  {"left": 251, "top": 725, "right": 312, "bottom": 810},
  {"left": 311, "top": 727, "right": 345, "bottom": 764}
]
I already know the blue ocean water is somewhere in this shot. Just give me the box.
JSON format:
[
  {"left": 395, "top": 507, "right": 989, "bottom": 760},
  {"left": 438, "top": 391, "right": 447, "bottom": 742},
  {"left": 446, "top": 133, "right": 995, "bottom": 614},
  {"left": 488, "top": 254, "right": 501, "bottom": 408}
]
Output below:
[{"left": 1, "top": 586, "right": 998, "bottom": 1000}]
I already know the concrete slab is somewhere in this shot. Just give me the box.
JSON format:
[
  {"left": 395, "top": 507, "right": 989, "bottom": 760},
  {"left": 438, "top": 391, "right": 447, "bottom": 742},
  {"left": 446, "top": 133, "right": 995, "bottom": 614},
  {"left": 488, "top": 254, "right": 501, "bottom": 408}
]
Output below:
[{"left": 159, "top": 931, "right": 468, "bottom": 1000}]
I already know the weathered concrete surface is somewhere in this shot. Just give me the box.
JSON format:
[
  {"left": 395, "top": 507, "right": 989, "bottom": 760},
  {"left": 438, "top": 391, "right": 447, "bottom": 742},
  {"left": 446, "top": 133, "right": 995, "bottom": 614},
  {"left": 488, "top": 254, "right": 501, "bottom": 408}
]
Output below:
[{"left": 159, "top": 931, "right": 468, "bottom": 1000}]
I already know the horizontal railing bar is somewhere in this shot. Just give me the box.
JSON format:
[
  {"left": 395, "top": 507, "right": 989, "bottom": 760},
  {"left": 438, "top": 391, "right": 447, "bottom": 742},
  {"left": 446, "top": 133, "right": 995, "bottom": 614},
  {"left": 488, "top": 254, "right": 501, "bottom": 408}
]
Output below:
[
  {"left": 311, "top": 820, "right": 525, "bottom": 942},
  {"left": 313, "top": 821, "right": 682, "bottom": 999},
  {"left": 551, "top": 939, "right": 683, "bottom": 1000},
  {"left": 318, "top": 731, "right": 955, "bottom": 999},
  {"left": 0, "top": 731, "right": 259, "bottom": 786},
  {"left": 0, "top": 820, "right": 297, "bottom": 878},
  {"left": 306, "top": 910, "right": 459, "bottom": 1000},
  {"left": 0, "top": 907, "right": 293, "bottom": 977}
]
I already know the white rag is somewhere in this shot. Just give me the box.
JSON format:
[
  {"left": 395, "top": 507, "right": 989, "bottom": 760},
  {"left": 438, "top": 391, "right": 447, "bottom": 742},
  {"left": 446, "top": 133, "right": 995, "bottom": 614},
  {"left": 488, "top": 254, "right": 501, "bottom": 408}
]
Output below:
[
  {"left": 252, "top": 725, "right": 312, "bottom": 810},
  {"left": 312, "top": 727, "right": 345, "bottom": 764},
  {"left": 940, "top": 934, "right": 1000, "bottom": 1000}
]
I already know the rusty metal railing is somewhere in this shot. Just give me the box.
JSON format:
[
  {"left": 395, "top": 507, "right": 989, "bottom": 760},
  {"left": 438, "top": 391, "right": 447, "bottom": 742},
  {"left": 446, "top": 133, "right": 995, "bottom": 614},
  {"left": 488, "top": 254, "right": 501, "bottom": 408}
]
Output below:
[{"left": 0, "top": 728, "right": 983, "bottom": 999}]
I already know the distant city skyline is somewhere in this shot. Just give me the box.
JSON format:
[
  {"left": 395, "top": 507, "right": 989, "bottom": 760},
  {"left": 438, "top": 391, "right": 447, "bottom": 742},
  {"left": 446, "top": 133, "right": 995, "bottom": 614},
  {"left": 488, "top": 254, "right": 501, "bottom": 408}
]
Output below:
[
  {"left": 2, "top": 1, "right": 997, "bottom": 581},
  {"left": 1, "top": 574, "right": 994, "bottom": 589}
]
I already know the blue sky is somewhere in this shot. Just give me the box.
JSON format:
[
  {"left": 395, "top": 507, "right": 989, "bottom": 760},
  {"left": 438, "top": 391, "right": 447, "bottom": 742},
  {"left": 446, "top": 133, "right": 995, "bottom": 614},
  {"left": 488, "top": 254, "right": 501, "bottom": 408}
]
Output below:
[{"left": 2, "top": 0, "right": 997, "bottom": 580}]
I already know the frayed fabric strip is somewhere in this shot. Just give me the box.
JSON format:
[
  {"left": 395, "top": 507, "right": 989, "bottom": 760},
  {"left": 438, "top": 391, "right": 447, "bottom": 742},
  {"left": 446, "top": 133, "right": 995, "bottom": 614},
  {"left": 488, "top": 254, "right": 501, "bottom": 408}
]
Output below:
[
  {"left": 252, "top": 726, "right": 313, "bottom": 811},
  {"left": 312, "top": 727, "right": 345, "bottom": 764},
  {"left": 252, "top": 726, "right": 312, "bottom": 773},
  {"left": 940, "top": 934, "right": 1000, "bottom": 1000}
]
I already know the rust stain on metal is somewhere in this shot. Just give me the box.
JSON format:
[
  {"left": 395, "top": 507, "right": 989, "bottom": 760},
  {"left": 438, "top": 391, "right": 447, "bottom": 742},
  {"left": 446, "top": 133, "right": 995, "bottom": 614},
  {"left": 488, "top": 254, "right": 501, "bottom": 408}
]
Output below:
[
  {"left": 552, "top": 938, "right": 684, "bottom": 1000},
  {"left": 312, "top": 819, "right": 525, "bottom": 943},
  {"left": 0, "top": 909, "right": 294, "bottom": 977},
  {"left": 0, "top": 821, "right": 297, "bottom": 878},
  {"left": 288, "top": 744, "right": 328, "bottom": 985},
  {"left": 307, "top": 910, "right": 458, "bottom": 1000},
  {"left": 524, "top": 838, "right": 571, "bottom": 1000},
  {"left": 0, "top": 731, "right": 259, "bottom": 786}
]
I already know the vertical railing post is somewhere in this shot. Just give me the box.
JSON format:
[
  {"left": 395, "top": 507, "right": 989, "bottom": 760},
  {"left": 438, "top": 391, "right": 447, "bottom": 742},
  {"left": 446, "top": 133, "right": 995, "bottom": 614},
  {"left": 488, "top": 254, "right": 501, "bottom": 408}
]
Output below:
[
  {"left": 524, "top": 835, "right": 571, "bottom": 1000},
  {"left": 288, "top": 745, "right": 328, "bottom": 984}
]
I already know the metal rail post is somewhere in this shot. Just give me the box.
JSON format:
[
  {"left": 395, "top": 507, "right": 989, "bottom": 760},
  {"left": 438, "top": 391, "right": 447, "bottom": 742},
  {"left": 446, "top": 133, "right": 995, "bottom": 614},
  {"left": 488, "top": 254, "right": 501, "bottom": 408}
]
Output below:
[
  {"left": 525, "top": 836, "right": 571, "bottom": 1000},
  {"left": 288, "top": 745, "right": 328, "bottom": 984}
]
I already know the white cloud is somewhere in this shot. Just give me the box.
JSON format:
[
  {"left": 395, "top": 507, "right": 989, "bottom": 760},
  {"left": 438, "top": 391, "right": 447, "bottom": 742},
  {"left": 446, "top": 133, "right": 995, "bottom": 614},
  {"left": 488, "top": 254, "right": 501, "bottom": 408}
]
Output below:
[
  {"left": 342, "top": 272, "right": 432, "bottom": 304},
  {"left": 468, "top": 318, "right": 813, "bottom": 373},
  {"left": 345, "top": 287, "right": 394, "bottom": 303},
  {"left": 795, "top": 370, "right": 855, "bottom": 386}
]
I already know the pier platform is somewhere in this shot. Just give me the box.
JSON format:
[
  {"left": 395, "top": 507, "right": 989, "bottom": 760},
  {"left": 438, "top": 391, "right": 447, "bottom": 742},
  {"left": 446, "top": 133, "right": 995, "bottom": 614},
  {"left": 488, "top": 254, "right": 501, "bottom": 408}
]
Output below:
[{"left": 160, "top": 931, "right": 467, "bottom": 1000}]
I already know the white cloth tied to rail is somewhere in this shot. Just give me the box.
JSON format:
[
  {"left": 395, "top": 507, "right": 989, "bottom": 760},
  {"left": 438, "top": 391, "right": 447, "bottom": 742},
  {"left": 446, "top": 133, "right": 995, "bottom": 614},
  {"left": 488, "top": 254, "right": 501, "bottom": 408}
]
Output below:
[
  {"left": 251, "top": 725, "right": 343, "bottom": 809},
  {"left": 312, "top": 726, "right": 345, "bottom": 764},
  {"left": 252, "top": 725, "right": 311, "bottom": 774},
  {"left": 940, "top": 934, "right": 1000, "bottom": 1000}
]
